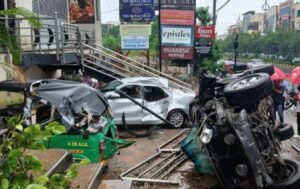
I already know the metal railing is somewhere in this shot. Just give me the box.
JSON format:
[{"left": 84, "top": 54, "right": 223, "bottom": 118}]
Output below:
[
  {"left": 0, "top": 16, "right": 193, "bottom": 91},
  {"left": 81, "top": 43, "right": 193, "bottom": 91}
]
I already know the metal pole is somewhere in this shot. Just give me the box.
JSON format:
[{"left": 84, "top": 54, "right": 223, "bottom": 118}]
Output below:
[
  {"left": 213, "top": 0, "right": 217, "bottom": 26},
  {"left": 54, "top": 12, "right": 60, "bottom": 63},
  {"left": 234, "top": 48, "right": 237, "bottom": 73},
  {"left": 158, "top": 0, "right": 162, "bottom": 74}
]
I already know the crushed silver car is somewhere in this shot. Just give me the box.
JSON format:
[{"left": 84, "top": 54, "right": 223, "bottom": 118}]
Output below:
[{"left": 101, "top": 77, "right": 195, "bottom": 128}]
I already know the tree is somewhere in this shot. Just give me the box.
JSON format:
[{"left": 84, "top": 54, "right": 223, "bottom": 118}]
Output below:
[
  {"left": 0, "top": 8, "right": 41, "bottom": 82},
  {"left": 196, "top": 7, "right": 212, "bottom": 26},
  {"left": 0, "top": 117, "right": 88, "bottom": 189}
]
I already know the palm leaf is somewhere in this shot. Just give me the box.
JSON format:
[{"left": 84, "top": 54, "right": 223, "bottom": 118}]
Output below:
[{"left": 0, "top": 8, "right": 41, "bottom": 28}]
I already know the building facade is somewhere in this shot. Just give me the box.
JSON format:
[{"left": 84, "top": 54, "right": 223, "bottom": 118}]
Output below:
[
  {"left": 279, "top": 0, "right": 294, "bottom": 30},
  {"left": 294, "top": 3, "right": 300, "bottom": 30},
  {"left": 267, "top": 6, "right": 278, "bottom": 32},
  {"left": 242, "top": 11, "right": 255, "bottom": 32}
]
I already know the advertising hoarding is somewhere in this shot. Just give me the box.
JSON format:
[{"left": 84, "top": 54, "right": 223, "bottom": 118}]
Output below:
[
  {"left": 161, "top": 26, "right": 193, "bottom": 46},
  {"left": 119, "top": 0, "right": 155, "bottom": 22},
  {"left": 120, "top": 0, "right": 154, "bottom": 6},
  {"left": 69, "top": 0, "right": 95, "bottom": 24},
  {"left": 161, "top": 0, "right": 196, "bottom": 10},
  {"left": 121, "top": 36, "right": 149, "bottom": 50},
  {"left": 195, "top": 39, "right": 212, "bottom": 55},
  {"left": 160, "top": 9, "right": 194, "bottom": 26},
  {"left": 120, "top": 24, "right": 152, "bottom": 36},
  {"left": 161, "top": 46, "right": 194, "bottom": 60},
  {"left": 195, "top": 25, "right": 215, "bottom": 39}
]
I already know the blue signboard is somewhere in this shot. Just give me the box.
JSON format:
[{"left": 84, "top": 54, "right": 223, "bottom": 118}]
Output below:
[
  {"left": 120, "top": 5, "right": 155, "bottom": 22},
  {"left": 120, "top": 0, "right": 154, "bottom": 6},
  {"left": 121, "top": 36, "right": 149, "bottom": 50}
]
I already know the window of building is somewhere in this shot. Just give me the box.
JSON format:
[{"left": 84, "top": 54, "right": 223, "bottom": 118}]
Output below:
[{"left": 297, "top": 10, "right": 300, "bottom": 17}]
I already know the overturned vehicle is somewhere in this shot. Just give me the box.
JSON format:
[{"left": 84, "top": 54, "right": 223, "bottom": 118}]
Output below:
[
  {"left": 183, "top": 65, "right": 299, "bottom": 189},
  {"left": 0, "top": 80, "right": 133, "bottom": 163}
]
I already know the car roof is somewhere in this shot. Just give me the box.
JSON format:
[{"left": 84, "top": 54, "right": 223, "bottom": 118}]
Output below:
[{"left": 119, "top": 77, "right": 168, "bottom": 87}]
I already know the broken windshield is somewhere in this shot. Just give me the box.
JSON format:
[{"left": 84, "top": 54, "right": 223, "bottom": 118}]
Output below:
[{"left": 101, "top": 80, "right": 123, "bottom": 92}]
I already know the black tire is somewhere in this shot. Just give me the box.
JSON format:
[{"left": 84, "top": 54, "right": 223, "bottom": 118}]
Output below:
[
  {"left": 274, "top": 123, "right": 294, "bottom": 141},
  {"left": 224, "top": 73, "right": 273, "bottom": 106},
  {"left": 266, "top": 159, "right": 300, "bottom": 189},
  {"left": 167, "top": 110, "right": 186, "bottom": 128}
]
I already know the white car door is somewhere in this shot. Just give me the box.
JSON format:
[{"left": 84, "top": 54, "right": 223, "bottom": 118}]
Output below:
[
  {"left": 142, "top": 86, "right": 170, "bottom": 124},
  {"left": 108, "top": 85, "right": 143, "bottom": 125}
]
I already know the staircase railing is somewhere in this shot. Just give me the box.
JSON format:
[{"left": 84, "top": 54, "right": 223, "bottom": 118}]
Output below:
[{"left": 81, "top": 43, "right": 193, "bottom": 91}]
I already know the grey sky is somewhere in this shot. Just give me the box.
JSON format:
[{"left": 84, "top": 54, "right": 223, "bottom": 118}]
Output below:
[{"left": 100, "top": 0, "right": 286, "bottom": 35}]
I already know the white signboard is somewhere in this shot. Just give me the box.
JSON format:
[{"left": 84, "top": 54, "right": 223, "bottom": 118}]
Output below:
[
  {"left": 161, "top": 26, "right": 193, "bottom": 46},
  {"left": 121, "top": 36, "right": 149, "bottom": 50}
]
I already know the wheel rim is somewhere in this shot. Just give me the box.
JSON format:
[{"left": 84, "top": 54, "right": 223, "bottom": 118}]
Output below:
[
  {"left": 229, "top": 75, "right": 262, "bottom": 90},
  {"left": 169, "top": 112, "right": 184, "bottom": 128}
]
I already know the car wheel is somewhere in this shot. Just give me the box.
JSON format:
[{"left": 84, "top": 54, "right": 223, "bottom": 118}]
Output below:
[
  {"left": 224, "top": 73, "right": 273, "bottom": 106},
  {"left": 266, "top": 159, "right": 300, "bottom": 189},
  {"left": 167, "top": 110, "right": 186, "bottom": 128},
  {"left": 274, "top": 123, "right": 294, "bottom": 141}
]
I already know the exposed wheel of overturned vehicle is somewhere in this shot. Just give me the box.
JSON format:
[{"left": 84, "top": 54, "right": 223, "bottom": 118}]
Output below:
[
  {"left": 224, "top": 73, "right": 273, "bottom": 106},
  {"left": 266, "top": 159, "right": 300, "bottom": 189},
  {"left": 167, "top": 110, "right": 186, "bottom": 128},
  {"left": 274, "top": 123, "right": 294, "bottom": 141}
]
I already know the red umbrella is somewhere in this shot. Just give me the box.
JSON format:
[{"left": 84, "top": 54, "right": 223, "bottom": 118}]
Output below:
[
  {"left": 271, "top": 67, "right": 286, "bottom": 81},
  {"left": 286, "top": 67, "right": 300, "bottom": 84}
]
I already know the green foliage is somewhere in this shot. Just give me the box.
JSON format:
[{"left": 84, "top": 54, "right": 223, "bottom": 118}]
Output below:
[
  {"left": 102, "top": 25, "right": 121, "bottom": 51},
  {"left": 221, "top": 30, "right": 300, "bottom": 61},
  {"left": 0, "top": 117, "right": 86, "bottom": 188},
  {"left": 0, "top": 8, "right": 40, "bottom": 65},
  {"left": 196, "top": 7, "right": 212, "bottom": 26}
]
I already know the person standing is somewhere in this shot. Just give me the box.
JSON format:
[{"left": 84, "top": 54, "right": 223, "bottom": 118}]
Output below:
[
  {"left": 272, "top": 80, "right": 285, "bottom": 123},
  {"left": 293, "top": 86, "right": 300, "bottom": 135}
]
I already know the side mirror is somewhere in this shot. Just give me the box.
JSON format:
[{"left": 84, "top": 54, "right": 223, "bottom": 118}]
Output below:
[{"left": 105, "top": 91, "right": 120, "bottom": 99}]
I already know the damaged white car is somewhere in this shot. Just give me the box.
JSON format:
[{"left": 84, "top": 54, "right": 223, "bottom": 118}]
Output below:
[{"left": 101, "top": 77, "right": 195, "bottom": 128}]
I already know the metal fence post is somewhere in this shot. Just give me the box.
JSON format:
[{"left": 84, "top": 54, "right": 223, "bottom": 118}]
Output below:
[
  {"left": 61, "top": 23, "right": 65, "bottom": 64},
  {"left": 54, "top": 12, "right": 60, "bottom": 63}
]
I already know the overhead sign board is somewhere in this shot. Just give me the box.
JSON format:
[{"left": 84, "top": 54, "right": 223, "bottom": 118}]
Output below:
[
  {"left": 120, "top": 24, "right": 152, "bottom": 36},
  {"left": 161, "top": 46, "right": 194, "bottom": 60},
  {"left": 120, "top": 5, "right": 155, "bottom": 22},
  {"left": 161, "top": 0, "right": 196, "bottom": 10},
  {"left": 161, "top": 26, "right": 193, "bottom": 46},
  {"left": 195, "top": 25, "right": 215, "bottom": 39},
  {"left": 161, "top": 10, "right": 194, "bottom": 25},
  {"left": 121, "top": 36, "right": 149, "bottom": 50},
  {"left": 120, "top": 0, "right": 154, "bottom": 6},
  {"left": 119, "top": 0, "right": 155, "bottom": 22},
  {"left": 195, "top": 39, "right": 212, "bottom": 55},
  {"left": 69, "top": 0, "right": 95, "bottom": 24}
]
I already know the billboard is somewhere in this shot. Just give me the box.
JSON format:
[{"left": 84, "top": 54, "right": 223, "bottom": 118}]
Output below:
[
  {"left": 160, "top": 10, "right": 194, "bottom": 25},
  {"left": 161, "top": 26, "right": 193, "bottom": 46},
  {"left": 161, "top": 0, "right": 196, "bottom": 10},
  {"left": 69, "top": 0, "right": 95, "bottom": 24},
  {"left": 120, "top": 24, "right": 152, "bottom": 36},
  {"left": 195, "top": 25, "right": 215, "bottom": 39},
  {"left": 119, "top": 0, "right": 155, "bottom": 22},
  {"left": 120, "top": 0, "right": 154, "bottom": 6},
  {"left": 121, "top": 36, "right": 149, "bottom": 50},
  {"left": 161, "top": 46, "right": 193, "bottom": 59},
  {"left": 195, "top": 39, "right": 212, "bottom": 55}
]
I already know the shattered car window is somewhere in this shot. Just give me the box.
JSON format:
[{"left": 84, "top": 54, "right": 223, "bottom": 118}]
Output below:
[
  {"left": 120, "top": 85, "right": 142, "bottom": 99},
  {"left": 101, "top": 80, "right": 123, "bottom": 92},
  {"left": 143, "top": 87, "right": 168, "bottom": 102}
]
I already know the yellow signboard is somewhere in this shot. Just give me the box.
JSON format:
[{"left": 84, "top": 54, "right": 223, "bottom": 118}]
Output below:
[{"left": 120, "top": 24, "right": 152, "bottom": 36}]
